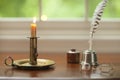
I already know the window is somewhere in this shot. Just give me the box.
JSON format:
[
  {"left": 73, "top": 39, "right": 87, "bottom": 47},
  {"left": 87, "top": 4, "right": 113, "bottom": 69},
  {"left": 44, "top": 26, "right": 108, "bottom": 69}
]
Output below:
[
  {"left": 0, "top": 0, "right": 39, "bottom": 18},
  {"left": 89, "top": 0, "right": 120, "bottom": 18},
  {"left": 0, "top": 0, "right": 120, "bottom": 19},
  {"left": 0, "top": 0, "right": 120, "bottom": 53},
  {"left": 42, "top": 0, "right": 84, "bottom": 19},
  {"left": 0, "top": 0, "right": 120, "bottom": 39}
]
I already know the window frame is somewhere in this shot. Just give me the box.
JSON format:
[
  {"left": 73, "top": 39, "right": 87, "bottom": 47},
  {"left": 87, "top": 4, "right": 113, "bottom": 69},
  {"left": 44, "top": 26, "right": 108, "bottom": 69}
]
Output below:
[{"left": 0, "top": 0, "right": 120, "bottom": 40}]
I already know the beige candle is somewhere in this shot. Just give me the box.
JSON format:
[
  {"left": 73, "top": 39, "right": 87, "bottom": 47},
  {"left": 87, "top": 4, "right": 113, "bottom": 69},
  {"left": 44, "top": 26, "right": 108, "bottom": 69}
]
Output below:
[{"left": 31, "top": 17, "right": 36, "bottom": 37}]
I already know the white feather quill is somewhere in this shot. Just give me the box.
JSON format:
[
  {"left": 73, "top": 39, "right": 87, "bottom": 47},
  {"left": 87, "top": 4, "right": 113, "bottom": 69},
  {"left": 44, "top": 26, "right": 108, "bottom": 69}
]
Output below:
[{"left": 89, "top": 0, "right": 108, "bottom": 50}]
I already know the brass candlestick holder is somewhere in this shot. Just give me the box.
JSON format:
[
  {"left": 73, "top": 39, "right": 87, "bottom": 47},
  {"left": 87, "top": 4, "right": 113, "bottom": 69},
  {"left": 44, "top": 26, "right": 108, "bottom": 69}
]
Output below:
[
  {"left": 4, "top": 37, "right": 55, "bottom": 69},
  {"left": 29, "top": 37, "right": 38, "bottom": 65}
]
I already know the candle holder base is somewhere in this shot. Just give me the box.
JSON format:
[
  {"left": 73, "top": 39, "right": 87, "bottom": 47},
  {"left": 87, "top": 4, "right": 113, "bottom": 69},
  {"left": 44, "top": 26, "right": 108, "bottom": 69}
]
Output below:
[{"left": 4, "top": 56, "right": 55, "bottom": 70}]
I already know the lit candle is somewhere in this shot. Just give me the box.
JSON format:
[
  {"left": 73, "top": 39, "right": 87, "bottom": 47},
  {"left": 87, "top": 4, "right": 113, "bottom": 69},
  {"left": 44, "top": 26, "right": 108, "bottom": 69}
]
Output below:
[{"left": 31, "top": 17, "right": 37, "bottom": 37}]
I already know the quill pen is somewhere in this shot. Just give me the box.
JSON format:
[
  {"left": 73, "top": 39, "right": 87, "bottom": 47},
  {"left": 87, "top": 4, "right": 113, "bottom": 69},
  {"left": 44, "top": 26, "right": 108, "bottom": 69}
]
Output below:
[{"left": 89, "top": 0, "right": 108, "bottom": 50}]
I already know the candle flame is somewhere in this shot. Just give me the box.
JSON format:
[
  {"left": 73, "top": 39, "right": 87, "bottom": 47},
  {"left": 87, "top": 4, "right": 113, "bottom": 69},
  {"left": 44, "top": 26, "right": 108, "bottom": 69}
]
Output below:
[{"left": 33, "top": 17, "right": 36, "bottom": 23}]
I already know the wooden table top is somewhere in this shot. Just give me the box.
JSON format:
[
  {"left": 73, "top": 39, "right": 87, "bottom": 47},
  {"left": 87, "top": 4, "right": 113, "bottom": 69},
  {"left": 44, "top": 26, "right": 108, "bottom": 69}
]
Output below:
[{"left": 0, "top": 52, "right": 120, "bottom": 80}]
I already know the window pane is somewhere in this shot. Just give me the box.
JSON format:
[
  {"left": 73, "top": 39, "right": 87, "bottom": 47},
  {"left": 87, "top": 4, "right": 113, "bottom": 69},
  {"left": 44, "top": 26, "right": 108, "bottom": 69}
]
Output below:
[
  {"left": 0, "top": 0, "right": 39, "bottom": 18},
  {"left": 42, "top": 0, "right": 84, "bottom": 19},
  {"left": 89, "top": 0, "right": 120, "bottom": 18}
]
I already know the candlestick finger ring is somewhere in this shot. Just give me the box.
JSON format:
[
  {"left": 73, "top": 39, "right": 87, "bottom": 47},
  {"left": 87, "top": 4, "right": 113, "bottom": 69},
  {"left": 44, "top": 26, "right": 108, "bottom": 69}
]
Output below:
[{"left": 4, "top": 56, "right": 14, "bottom": 66}]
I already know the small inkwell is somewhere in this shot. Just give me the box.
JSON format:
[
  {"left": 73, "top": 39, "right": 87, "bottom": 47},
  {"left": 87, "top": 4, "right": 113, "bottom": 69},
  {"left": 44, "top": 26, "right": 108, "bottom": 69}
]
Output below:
[{"left": 67, "top": 49, "right": 80, "bottom": 63}]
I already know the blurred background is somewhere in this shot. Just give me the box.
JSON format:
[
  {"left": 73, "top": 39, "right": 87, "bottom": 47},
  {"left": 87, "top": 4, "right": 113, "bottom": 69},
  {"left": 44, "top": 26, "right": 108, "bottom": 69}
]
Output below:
[
  {"left": 0, "top": 0, "right": 120, "bottom": 53},
  {"left": 0, "top": 0, "right": 120, "bottom": 18}
]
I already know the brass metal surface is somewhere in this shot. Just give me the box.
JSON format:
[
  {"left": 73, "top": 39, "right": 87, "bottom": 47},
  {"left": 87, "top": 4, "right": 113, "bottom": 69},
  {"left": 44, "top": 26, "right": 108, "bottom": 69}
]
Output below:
[{"left": 12, "top": 59, "right": 55, "bottom": 69}]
